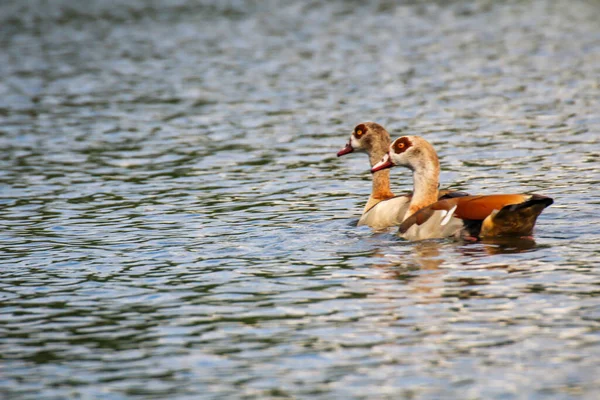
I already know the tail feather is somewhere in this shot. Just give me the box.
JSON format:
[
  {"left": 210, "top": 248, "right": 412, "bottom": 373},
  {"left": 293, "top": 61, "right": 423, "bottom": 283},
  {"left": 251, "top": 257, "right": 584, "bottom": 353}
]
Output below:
[{"left": 480, "top": 194, "right": 553, "bottom": 237}]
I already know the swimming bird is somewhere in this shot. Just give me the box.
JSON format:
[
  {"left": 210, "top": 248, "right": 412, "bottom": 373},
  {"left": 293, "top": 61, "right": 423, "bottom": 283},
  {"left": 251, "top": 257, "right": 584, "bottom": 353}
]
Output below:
[
  {"left": 370, "top": 136, "right": 553, "bottom": 241},
  {"left": 337, "top": 122, "right": 466, "bottom": 229}
]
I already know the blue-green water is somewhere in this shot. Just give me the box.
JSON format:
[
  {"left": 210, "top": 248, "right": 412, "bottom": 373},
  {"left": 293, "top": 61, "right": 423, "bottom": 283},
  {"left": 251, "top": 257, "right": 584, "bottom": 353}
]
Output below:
[{"left": 1, "top": 1, "right": 600, "bottom": 398}]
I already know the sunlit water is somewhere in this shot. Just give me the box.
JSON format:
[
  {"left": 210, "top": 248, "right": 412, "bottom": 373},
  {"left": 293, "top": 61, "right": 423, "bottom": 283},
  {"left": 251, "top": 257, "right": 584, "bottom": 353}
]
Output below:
[{"left": 1, "top": 0, "right": 600, "bottom": 398}]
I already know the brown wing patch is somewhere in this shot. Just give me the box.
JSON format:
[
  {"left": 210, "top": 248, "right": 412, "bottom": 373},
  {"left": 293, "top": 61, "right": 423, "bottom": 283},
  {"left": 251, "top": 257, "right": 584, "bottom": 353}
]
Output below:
[
  {"left": 398, "top": 205, "right": 443, "bottom": 233},
  {"left": 449, "top": 194, "right": 529, "bottom": 221},
  {"left": 415, "top": 208, "right": 435, "bottom": 225},
  {"left": 383, "top": 191, "right": 462, "bottom": 230},
  {"left": 398, "top": 197, "right": 463, "bottom": 234},
  {"left": 398, "top": 213, "right": 417, "bottom": 234}
]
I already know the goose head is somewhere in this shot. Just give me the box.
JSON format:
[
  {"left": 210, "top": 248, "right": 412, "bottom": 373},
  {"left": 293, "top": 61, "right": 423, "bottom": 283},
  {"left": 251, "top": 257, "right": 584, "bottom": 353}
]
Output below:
[
  {"left": 371, "top": 136, "right": 439, "bottom": 173},
  {"left": 337, "top": 122, "right": 391, "bottom": 163}
]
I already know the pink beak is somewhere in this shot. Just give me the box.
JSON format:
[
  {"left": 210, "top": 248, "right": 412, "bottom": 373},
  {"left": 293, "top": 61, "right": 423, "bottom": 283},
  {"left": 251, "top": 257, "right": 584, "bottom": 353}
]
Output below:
[
  {"left": 371, "top": 154, "right": 395, "bottom": 173},
  {"left": 337, "top": 143, "right": 354, "bottom": 157}
]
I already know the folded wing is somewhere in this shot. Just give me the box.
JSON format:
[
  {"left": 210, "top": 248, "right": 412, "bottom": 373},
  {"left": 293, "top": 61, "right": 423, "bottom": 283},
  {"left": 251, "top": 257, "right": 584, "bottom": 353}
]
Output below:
[{"left": 399, "top": 194, "right": 553, "bottom": 240}]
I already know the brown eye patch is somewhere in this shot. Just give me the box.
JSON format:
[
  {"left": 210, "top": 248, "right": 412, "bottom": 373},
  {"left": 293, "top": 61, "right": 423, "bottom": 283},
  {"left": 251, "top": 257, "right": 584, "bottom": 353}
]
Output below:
[
  {"left": 393, "top": 137, "right": 412, "bottom": 154},
  {"left": 353, "top": 123, "right": 368, "bottom": 137}
]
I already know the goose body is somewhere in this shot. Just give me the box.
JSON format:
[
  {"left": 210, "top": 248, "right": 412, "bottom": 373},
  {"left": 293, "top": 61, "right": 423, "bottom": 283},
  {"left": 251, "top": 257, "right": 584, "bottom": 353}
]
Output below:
[
  {"left": 336, "top": 122, "right": 407, "bottom": 229},
  {"left": 337, "top": 123, "right": 465, "bottom": 230},
  {"left": 371, "top": 136, "right": 553, "bottom": 240},
  {"left": 357, "top": 195, "right": 410, "bottom": 228},
  {"left": 398, "top": 194, "right": 553, "bottom": 241}
]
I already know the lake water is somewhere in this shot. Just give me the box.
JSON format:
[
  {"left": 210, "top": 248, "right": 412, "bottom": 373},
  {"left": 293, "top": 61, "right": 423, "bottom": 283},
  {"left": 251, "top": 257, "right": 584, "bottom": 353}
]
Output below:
[{"left": 1, "top": 0, "right": 600, "bottom": 398}]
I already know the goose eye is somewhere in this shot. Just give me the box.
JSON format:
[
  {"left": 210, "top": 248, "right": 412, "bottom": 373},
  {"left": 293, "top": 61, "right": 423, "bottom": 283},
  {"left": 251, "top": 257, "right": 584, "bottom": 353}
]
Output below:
[
  {"left": 393, "top": 138, "right": 411, "bottom": 153},
  {"left": 353, "top": 123, "right": 368, "bottom": 137}
]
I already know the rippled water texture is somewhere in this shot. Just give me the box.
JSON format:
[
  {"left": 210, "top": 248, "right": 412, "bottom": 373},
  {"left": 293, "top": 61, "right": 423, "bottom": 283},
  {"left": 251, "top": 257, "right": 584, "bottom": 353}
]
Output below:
[{"left": 1, "top": 0, "right": 600, "bottom": 398}]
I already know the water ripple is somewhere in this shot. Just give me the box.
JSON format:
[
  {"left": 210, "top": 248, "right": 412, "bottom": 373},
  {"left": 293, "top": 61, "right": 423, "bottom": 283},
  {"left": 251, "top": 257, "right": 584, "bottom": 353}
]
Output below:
[{"left": 2, "top": 0, "right": 600, "bottom": 399}]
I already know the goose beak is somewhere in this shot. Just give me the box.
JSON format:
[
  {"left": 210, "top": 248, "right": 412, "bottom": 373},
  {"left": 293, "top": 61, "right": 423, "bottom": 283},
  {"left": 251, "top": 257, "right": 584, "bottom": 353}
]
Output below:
[
  {"left": 337, "top": 142, "right": 354, "bottom": 157},
  {"left": 371, "top": 154, "right": 395, "bottom": 173}
]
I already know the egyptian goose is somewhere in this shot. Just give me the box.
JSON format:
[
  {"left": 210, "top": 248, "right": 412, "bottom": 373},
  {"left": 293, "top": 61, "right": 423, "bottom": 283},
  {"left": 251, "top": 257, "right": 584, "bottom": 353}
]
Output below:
[
  {"left": 337, "top": 122, "right": 466, "bottom": 229},
  {"left": 371, "top": 136, "right": 553, "bottom": 241}
]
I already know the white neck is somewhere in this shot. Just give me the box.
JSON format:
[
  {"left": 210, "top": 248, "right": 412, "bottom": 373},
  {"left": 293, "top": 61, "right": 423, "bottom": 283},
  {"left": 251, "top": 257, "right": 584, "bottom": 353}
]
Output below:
[{"left": 407, "top": 156, "right": 440, "bottom": 216}]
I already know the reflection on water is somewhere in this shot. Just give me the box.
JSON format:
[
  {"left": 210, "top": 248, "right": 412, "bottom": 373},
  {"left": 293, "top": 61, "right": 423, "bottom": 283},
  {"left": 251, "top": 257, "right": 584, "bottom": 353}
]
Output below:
[
  {"left": 2, "top": 0, "right": 600, "bottom": 398},
  {"left": 477, "top": 237, "right": 539, "bottom": 255},
  {"left": 378, "top": 241, "right": 447, "bottom": 300},
  {"left": 378, "top": 239, "right": 541, "bottom": 303}
]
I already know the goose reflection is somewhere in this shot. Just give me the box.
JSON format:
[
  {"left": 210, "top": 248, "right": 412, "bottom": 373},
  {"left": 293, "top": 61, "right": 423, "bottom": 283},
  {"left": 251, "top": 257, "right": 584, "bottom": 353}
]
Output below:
[{"left": 370, "top": 236, "right": 540, "bottom": 301}]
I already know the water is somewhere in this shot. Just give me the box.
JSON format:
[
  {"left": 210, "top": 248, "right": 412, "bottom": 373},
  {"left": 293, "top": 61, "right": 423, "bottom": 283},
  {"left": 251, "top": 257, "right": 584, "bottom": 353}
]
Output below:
[{"left": 1, "top": 0, "right": 600, "bottom": 398}]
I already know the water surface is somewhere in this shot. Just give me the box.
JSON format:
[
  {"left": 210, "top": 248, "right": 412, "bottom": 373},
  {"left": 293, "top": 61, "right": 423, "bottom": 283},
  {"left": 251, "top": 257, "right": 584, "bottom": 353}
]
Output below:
[{"left": 1, "top": 0, "right": 600, "bottom": 398}]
